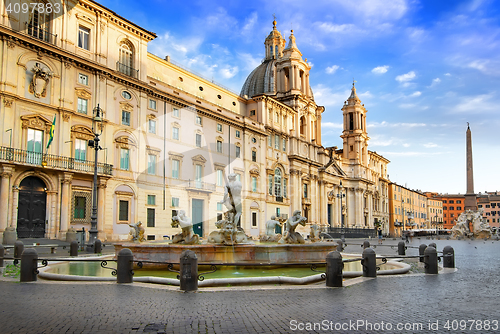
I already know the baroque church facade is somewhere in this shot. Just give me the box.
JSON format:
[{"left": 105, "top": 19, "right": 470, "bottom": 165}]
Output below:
[{"left": 0, "top": 0, "right": 390, "bottom": 242}]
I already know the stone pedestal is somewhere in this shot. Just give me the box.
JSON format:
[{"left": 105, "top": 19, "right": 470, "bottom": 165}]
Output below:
[
  {"left": 66, "top": 228, "right": 77, "bottom": 243},
  {"left": 2, "top": 227, "right": 17, "bottom": 245}
]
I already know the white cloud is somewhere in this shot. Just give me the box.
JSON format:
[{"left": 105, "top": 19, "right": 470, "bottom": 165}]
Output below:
[
  {"left": 237, "top": 53, "right": 261, "bottom": 71},
  {"left": 372, "top": 65, "right": 389, "bottom": 74},
  {"left": 220, "top": 66, "right": 239, "bottom": 79},
  {"left": 326, "top": 65, "right": 340, "bottom": 74},
  {"left": 444, "top": 73, "right": 451, "bottom": 76},
  {"left": 369, "top": 121, "right": 427, "bottom": 128},
  {"left": 317, "top": 22, "right": 357, "bottom": 34},
  {"left": 242, "top": 12, "right": 258, "bottom": 35},
  {"left": 312, "top": 84, "right": 350, "bottom": 107},
  {"left": 451, "top": 93, "right": 497, "bottom": 113},
  {"left": 395, "top": 71, "right": 416, "bottom": 83},
  {"left": 399, "top": 103, "right": 416, "bottom": 109},
  {"left": 428, "top": 78, "right": 441, "bottom": 88},
  {"left": 409, "top": 91, "right": 421, "bottom": 97},
  {"left": 424, "top": 143, "right": 438, "bottom": 148},
  {"left": 322, "top": 122, "right": 343, "bottom": 129}
]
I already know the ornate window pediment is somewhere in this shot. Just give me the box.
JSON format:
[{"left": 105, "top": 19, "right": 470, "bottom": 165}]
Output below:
[
  {"left": 21, "top": 114, "right": 52, "bottom": 133},
  {"left": 75, "top": 88, "right": 92, "bottom": 99},
  {"left": 146, "top": 145, "right": 161, "bottom": 154},
  {"left": 192, "top": 154, "right": 206, "bottom": 165},
  {"left": 71, "top": 125, "right": 94, "bottom": 140},
  {"left": 119, "top": 101, "right": 134, "bottom": 112},
  {"left": 115, "top": 135, "right": 136, "bottom": 149}
]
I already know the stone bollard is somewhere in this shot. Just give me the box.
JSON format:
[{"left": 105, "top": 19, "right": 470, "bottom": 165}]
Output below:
[
  {"left": 424, "top": 246, "right": 438, "bottom": 274},
  {"left": 362, "top": 240, "right": 370, "bottom": 249},
  {"left": 429, "top": 242, "right": 437, "bottom": 250},
  {"left": 94, "top": 239, "right": 102, "bottom": 254},
  {"left": 362, "top": 248, "right": 377, "bottom": 278},
  {"left": 326, "top": 251, "right": 343, "bottom": 287},
  {"left": 419, "top": 244, "right": 427, "bottom": 263},
  {"left": 442, "top": 246, "right": 455, "bottom": 268},
  {"left": 398, "top": 241, "right": 406, "bottom": 256},
  {"left": 14, "top": 240, "right": 24, "bottom": 259},
  {"left": 70, "top": 240, "right": 79, "bottom": 257},
  {"left": 0, "top": 244, "right": 4, "bottom": 267},
  {"left": 336, "top": 240, "right": 344, "bottom": 252},
  {"left": 20, "top": 248, "right": 38, "bottom": 282},
  {"left": 116, "top": 248, "right": 134, "bottom": 283},
  {"left": 180, "top": 250, "right": 198, "bottom": 292}
]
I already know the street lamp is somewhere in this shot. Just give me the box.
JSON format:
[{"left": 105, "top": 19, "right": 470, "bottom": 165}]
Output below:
[
  {"left": 87, "top": 104, "right": 103, "bottom": 251},
  {"left": 337, "top": 180, "right": 346, "bottom": 242},
  {"left": 5, "top": 129, "right": 12, "bottom": 148},
  {"left": 434, "top": 213, "right": 438, "bottom": 236}
]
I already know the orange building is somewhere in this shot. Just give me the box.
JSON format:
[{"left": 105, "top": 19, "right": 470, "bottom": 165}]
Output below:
[
  {"left": 477, "top": 193, "right": 500, "bottom": 230},
  {"left": 427, "top": 194, "right": 465, "bottom": 230}
]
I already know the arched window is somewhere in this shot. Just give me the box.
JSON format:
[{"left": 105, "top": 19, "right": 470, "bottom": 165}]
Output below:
[
  {"left": 119, "top": 41, "right": 135, "bottom": 77},
  {"left": 274, "top": 168, "right": 282, "bottom": 196},
  {"left": 28, "top": 1, "right": 51, "bottom": 43},
  {"left": 300, "top": 116, "right": 306, "bottom": 136}
]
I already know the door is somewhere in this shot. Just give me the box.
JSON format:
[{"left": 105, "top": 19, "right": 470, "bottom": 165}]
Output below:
[
  {"left": 17, "top": 176, "right": 47, "bottom": 238},
  {"left": 27, "top": 128, "right": 43, "bottom": 165},
  {"left": 192, "top": 199, "right": 203, "bottom": 237}
]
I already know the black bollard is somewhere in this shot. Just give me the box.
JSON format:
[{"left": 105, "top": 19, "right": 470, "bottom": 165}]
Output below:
[
  {"left": 94, "top": 239, "right": 102, "bottom": 254},
  {"left": 362, "top": 240, "right": 370, "bottom": 249},
  {"left": 180, "top": 249, "right": 198, "bottom": 291},
  {"left": 336, "top": 240, "right": 344, "bottom": 252},
  {"left": 443, "top": 246, "right": 455, "bottom": 268},
  {"left": 0, "top": 244, "right": 4, "bottom": 267},
  {"left": 419, "top": 244, "right": 427, "bottom": 263},
  {"left": 326, "top": 251, "right": 343, "bottom": 287},
  {"left": 20, "top": 248, "right": 38, "bottom": 282},
  {"left": 116, "top": 248, "right": 134, "bottom": 283},
  {"left": 362, "top": 248, "right": 377, "bottom": 278},
  {"left": 14, "top": 240, "right": 24, "bottom": 259},
  {"left": 429, "top": 242, "right": 437, "bottom": 250},
  {"left": 70, "top": 240, "right": 79, "bottom": 256},
  {"left": 398, "top": 241, "right": 406, "bottom": 256},
  {"left": 424, "top": 246, "right": 438, "bottom": 274}
]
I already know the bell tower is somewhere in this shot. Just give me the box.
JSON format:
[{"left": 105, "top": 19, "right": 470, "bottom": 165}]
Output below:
[
  {"left": 341, "top": 82, "right": 369, "bottom": 173},
  {"left": 264, "top": 19, "right": 286, "bottom": 60}
]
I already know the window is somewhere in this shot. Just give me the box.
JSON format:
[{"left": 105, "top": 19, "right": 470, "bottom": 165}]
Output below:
[
  {"left": 457, "top": 206, "right": 462, "bottom": 211},
  {"left": 78, "top": 26, "right": 90, "bottom": 50},
  {"left": 171, "top": 197, "right": 179, "bottom": 207},
  {"left": 450, "top": 207, "right": 454, "bottom": 210},
  {"left": 119, "top": 42, "right": 134, "bottom": 76},
  {"left": 148, "top": 119, "right": 156, "bottom": 134},
  {"left": 251, "top": 137, "right": 257, "bottom": 143},
  {"left": 250, "top": 110, "right": 256, "bottom": 116},
  {"left": 235, "top": 130, "right": 241, "bottom": 138},
  {"left": 284, "top": 178, "right": 287, "bottom": 198},
  {"left": 268, "top": 134, "right": 272, "bottom": 147},
  {"left": 303, "top": 184, "right": 308, "bottom": 198},
  {"left": 268, "top": 175, "right": 273, "bottom": 195},
  {"left": 28, "top": 7, "right": 50, "bottom": 42},
  {"left": 196, "top": 134, "right": 202, "bottom": 147},
  {"left": 172, "top": 159, "right": 180, "bottom": 179},
  {"left": 195, "top": 115, "right": 202, "bottom": 125},
  {"left": 172, "top": 210, "right": 178, "bottom": 219},
  {"left": 147, "top": 208, "right": 155, "bottom": 227},
  {"left": 78, "top": 74, "right": 88, "bottom": 85},
  {"left": 275, "top": 135, "right": 280, "bottom": 149},
  {"left": 252, "top": 177, "right": 257, "bottom": 192},
  {"left": 147, "top": 195, "right": 156, "bottom": 205},
  {"left": 119, "top": 200, "right": 129, "bottom": 221},
  {"left": 75, "top": 139, "right": 87, "bottom": 161},
  {"left": 217, "top": 140, "right": 223, "bottom": 153},
  {"left": 149, "top": 99, "right": 156, "bottom": 110},
  {"left": 172, "top": 127, "right": 179, "bottom": 140},
  {"left": 217, "top": 123, "right": 223, "bottom": 132},
  {"left": 120, "top": 148, "right": 130, "bottom": 170},
  {"left": 252, "top": 212, "right": 257, "bottom": 227},
  {"left": 27, "top": 128, "right": 43, "bottom": 164},
  {"left": 217, "top": 170, "right": 223, "bottom": 186},
  {"left": 443, "top": 206, "right": 447, "bottom": 210},
  {"left": 282, "top": 137, "right": 286, "bottom": 151},
  {"left": 195, "top": 165, "right": 202, "bottom": 188},
  {"left": 77, "top": 98, "right": 88, "bottom": 114},
  {"left": 449, "top": 200, "right": 454, "bottom": 204},
  {"left": 236, "top": 174, "right": 241, "bottom": 182},
  {"left": 74, "top": 197, "right": 86, "bottom": 219},
  {"left": 236, "top": 146, "right": 241, "bottom": 158},
  {"left": 147, "top": 154, "right": 156, "bottom": 175},
  {"left": 443, "top": 200, "right": 447, "bottom": 203},
  {"left": 173, "top": 108, "right": 180, "bottom": 118},
  {"left": 217, "top": 202, "right": 223, "bottom": 211},
  {"left": 122, "top": 91, "right": 131, "bottom": 99},
  {"left": 122, "top": 111, "right": 130, "bottom": 126},
  {"left": 252, "top": 150, "right": 256, "bottom": 162},
  {"left": 274, "top": 169, "right": 282, "bottom": 197}
]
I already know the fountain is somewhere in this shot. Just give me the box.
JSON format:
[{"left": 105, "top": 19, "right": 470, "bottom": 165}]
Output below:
[{"left": 452, "top": 209, "right": 492, "bottom": 239}]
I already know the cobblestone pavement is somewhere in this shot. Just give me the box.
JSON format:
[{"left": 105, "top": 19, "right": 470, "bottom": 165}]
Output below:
[{"left": 1, "top": 239, "right": 499, "bottom": 334}]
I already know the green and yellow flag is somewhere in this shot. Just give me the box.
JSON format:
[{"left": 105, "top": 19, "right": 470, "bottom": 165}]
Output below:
[{"left": 46, "top": 115, "right": 56, "bottom": 149}]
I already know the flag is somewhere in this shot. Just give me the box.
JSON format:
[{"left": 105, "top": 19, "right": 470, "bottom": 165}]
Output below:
[{"left": 46, "top": 115, "right": 56, "bottom": 149}]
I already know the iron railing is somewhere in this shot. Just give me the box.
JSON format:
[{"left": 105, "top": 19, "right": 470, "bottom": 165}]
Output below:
[
  {"left": 116, "top": 61, "right": 139, "bottom": 79},
  {"left": 0, "top": 146, "right": 113, "bottom": 176},
  {"left": 26, "top": 23, "right": 57, "bottom": 45},
  {"left": 186, "top": 180, "right": 216, "bottom": 192},
  {"left": 327, "top": 227, "right": 377, "bottom": 239}
]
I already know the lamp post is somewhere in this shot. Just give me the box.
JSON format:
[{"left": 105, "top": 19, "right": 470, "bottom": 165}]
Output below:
[
  {"left": 87, "top": 105, "right": 103, "bottom": 251},
  {"left": 434, "top": 213, "right": 438, "bottom": 236},
  {"left": 337, "top": 181, "right": 346, "bottom": 242},
  {"left": 401, "top": 198, "right": 405, "bottom": 238}
]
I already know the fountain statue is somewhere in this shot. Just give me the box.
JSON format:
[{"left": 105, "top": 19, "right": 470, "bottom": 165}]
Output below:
[
  {"left": 129, "top": 221, "right": 146, "bottom": 242},
  {"left": 452, "top": 209, "right": 492, "bottom": 239},
  {"left": 208, "top": 173, "right": 252, "bottom": 245},
  {"left": 171, "top": 210, "right": 201, "bottom": 245},
  {"left": 260, "top": 216, "right": 282, "bottom": 242},
  {"left": 309, "top": 224, "right": 321, "bottom": 242},
  {"left": 279, "top": 210, "right": 307, "bottom": 244}
]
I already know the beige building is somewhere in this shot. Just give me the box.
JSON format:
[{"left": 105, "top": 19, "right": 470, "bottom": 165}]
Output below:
[
  {"left": 389, "top": 183, "right": 428, "bottom": 237},
  {"left": 0, "top": 1, "right": 390, "bottom": 242}
]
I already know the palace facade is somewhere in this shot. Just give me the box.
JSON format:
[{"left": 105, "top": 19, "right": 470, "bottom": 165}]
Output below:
[{"left": 0, "top": 0, "right": 390, "bottom": 242}]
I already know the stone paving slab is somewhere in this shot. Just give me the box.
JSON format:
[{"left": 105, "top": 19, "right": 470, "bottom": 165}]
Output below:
[{"left": 1, "top": 239, "right": 499, "bottom": 333}]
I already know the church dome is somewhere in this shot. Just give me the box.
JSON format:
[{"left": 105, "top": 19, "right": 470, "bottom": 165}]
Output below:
[{"left": 240, "top": 59, "right": 277, "bottom": 98}]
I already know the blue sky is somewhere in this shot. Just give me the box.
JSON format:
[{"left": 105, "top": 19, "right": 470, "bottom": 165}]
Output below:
[{"left": 100, "top": 0, "right": 500, "bottom": 194}]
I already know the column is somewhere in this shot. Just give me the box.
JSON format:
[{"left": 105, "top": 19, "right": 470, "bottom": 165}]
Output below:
[
  {"left": 45, "top": 191, "right": 57, "bottom": 238},
  {"left": 10, "top": 186, "right": 19, "bottom": 228},
  {"left": 289, "top": 66, "right": 294, "bottom": 91},
  {"left": 59, "top": 173, "right": 73, "bottom": 235},
  {"left": 0, "top": 165, "right": 14, "bottom": 231},
  {"left": 276, "top": 68, "right": 281, "bottom": 93},
  {"left": 97, "top": 178, "right": 108, "bottom": 239},
  {"left": 310, "top": 176, "right": 317, "bottom": 224},
  {"left": 306, "top": 74, "right": 310, "bottom": 97}
]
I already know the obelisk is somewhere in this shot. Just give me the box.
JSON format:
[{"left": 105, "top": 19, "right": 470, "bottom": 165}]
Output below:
[{"left": 464, "top": 123, "right": 477, "bottom": 211}]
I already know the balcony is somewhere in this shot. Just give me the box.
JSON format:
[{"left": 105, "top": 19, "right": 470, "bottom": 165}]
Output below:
[
  {"left": 0, "top": 146, "right": 113, "bottom": 176},
  {"left": 26, "top": 23, "right": 57, "bottom": 45},
  {"left": 116, "top": 62, "right": 139, "bottom": 79},
  {"left": 185, "top": 180, "right": 216, "bottom": 193}
]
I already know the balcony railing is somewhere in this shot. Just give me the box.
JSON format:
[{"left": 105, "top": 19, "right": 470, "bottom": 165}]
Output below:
[
  {"left": 0, "top": 146, "right": 113, "bottom": 176},
  {"left": 116, "top": 62, "right": 139, "bottom": 79},
  {"left": 26, "top": 23, "right": 57, "bottom": 45},
  {"left": 186, "top": 180, "right": 216, "bottom": 192}
]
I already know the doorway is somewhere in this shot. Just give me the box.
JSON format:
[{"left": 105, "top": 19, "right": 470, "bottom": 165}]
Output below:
[
  {"left": 192, "top": 199, "right": 203, "bottom": 237},
  {"left": 17, "top": 176, "right": 47, "bottom": 238}
]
